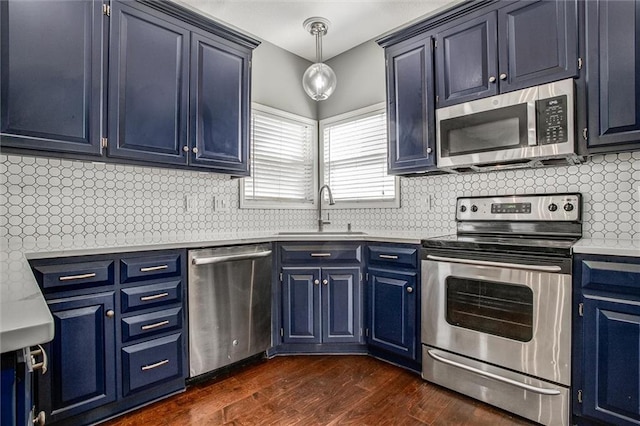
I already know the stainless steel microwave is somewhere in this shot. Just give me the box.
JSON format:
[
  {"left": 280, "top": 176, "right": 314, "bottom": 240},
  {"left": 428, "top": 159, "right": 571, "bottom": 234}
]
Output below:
[{"left": 436, "top": 78, "right": 578, "bottom": 171}]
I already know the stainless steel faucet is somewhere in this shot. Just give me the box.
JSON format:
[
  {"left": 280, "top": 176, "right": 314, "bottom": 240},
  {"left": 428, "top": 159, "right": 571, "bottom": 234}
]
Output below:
[{"left": 317, "top": 184, "right": 335, "bottom": 232}]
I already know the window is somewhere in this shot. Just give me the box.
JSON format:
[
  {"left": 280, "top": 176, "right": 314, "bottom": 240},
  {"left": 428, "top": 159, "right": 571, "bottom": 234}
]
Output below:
[
  {"left": 320, "top": 103, "right": 399, "bottom": 208},
  {"left": 241, "top": 104, "right": 317, "bottom": 209}
]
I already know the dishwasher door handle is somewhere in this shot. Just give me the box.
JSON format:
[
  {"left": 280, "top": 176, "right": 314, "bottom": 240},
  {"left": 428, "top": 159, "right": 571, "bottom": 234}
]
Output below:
[{"left": 192, "top": 250, "right": 272, "bottom": 266}]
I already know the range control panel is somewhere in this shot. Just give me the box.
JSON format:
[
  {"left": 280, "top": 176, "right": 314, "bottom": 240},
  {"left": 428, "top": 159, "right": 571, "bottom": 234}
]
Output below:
[{"left": 456, "top": 193, "right": 581, "bottom": 222}]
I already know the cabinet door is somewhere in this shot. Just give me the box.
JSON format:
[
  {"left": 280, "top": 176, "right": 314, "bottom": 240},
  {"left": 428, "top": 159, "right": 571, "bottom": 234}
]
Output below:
[
  {"left": 0, "top": 0, "right": 103, "bottom": 155},
  {"left": 498, "top": 0, "right": 577, "bottom": 93},
  {"left": 108, "top": 1, "right": 189, "bottom": 165},
  {"left": 281, "top": 268, "right": 321, "bottom": 344},
  {"left": 435, "top": 12, "right": 498, "bottom": 108},
  {"left": 322, "top": 267, "right": 361, "bottom": 344},
  {"left": 368, "top": 268, "right": 417, "bottom": 359},
  {"left": 582, "top": 295, "right": 640, "bottom": 426},
  {"left": 189, "top": 32, "right": 251, "bottom": 175},
  {"left": 586, "top": 0, "right": 640, "bottom": 150},
  {"left": 37, "top": 292, "right": 116, "bottom": 423},
  {"left": 386, "top": 35, "right": 436, "bottom": 174}
]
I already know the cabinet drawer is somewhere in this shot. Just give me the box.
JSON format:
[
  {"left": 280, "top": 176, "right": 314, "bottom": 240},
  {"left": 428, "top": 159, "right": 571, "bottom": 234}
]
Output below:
[
  {"left": 32, "top": 260, "right": 114, "bottom": 292},
  {"left": 120, "top": 253, "right": 181, "bottom": 283},
  {"left": 280, "top": 244, "right": 362, "bottom": 264},
  {"left": 121, "top": 307, "right": 183, "bottom": 342},
  {"left": 367, "top": 246, "right": 418, "bottom": 269},
  {"left": 581, "top": 259, "right": 640, "bottom": 294},
  {"left": 122, "top": 333, "right": 183, "bottom": 396},
  {"left": 121, "top": 280, "right": 182, "bottom": 312}
]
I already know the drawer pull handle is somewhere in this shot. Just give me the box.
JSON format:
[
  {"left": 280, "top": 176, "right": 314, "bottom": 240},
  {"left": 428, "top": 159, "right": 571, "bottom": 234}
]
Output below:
[
  {"left": 141, "top": 359, "right": 169, "bottom": 371},
  {"left": 141, "top": 320, "right": 170, "bottom": 331},
  {"left": 58, "top": 272, "right": 96, "bottom": 281},
  {"left": 379, "top": 254, "right": 399, "bottom": 260},
  {"left": 140, "top": 265, "right": 168, "bottom": 272},
  {"left": 30, "top": 345, "right": 48, "bottom": 375},
  {"left": 310, "top": 253, "right": 331, "bottom": 257},
  {"left": 140, "top": 292, "right": 169, "bottom": 302}
]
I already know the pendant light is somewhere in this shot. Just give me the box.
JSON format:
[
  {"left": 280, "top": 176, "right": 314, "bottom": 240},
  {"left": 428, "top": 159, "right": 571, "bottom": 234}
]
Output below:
[{"left": 302, "top": 17, "right": 337, "bottom": 101}]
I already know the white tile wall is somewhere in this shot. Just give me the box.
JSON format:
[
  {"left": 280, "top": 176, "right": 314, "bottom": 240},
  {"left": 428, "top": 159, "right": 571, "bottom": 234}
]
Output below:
[{"left": 1, "top": 151, "right": 639, "bottom": 250}]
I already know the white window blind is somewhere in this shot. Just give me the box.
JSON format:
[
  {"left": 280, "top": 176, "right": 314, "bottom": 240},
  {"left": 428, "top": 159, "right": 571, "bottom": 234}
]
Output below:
[
  {"left": 242, "top": 106, "right": 316, "bottom": 207},
  {"left": 321, "top": 107, "right": 397, "bottom": 205}
]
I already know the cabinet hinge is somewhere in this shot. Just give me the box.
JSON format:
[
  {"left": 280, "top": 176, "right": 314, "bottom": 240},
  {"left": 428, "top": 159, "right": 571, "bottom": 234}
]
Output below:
[
  {"left": 582, "top": 128, "right": 588, "bottom": 141},
  {"left": 360, "top": 272, "right": 363, "bottom": 282},
  {"left": 279, "top": 272, "right": 283, "bottom": 282},
  {"left": 577, "top": 389, "right": 583, "bottom": 403},
  {"left": 360, "top": 328, "right": 363, "bottom": 336},
  {"left": 434, "top": 39, "right": 438, "bottom": 48},
  {"left": 102, "top": 4, "right": 110, "bottom": 16},
  {"left": 365, "top": 328, "right": 369, "bottom": 337},
  {"left": 578, "top": 57, "right": 583, "bottom": 70},
  {"left": 280, "top": 328, "right": 284, "bottom": 337},
  {"left": 101, "top": 137, "right": 108, "bottom": 148},
  {"left": 578, "top": 302, "right": 584, "bottom": 317},
  {"left": 365, "top": 272, "right": 369, "bottom": 281},
  {"left": 436, "top": 95, "right": 439, "bottom": 103}
]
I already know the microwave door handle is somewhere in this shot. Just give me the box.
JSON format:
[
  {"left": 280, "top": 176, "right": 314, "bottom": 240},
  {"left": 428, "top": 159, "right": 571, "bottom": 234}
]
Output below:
[
  {"left": 527, "top": 100, "right": 537, "bottom": 146},
  {"left": 425, "top": 254, "right": 561, "bottom": 273}
]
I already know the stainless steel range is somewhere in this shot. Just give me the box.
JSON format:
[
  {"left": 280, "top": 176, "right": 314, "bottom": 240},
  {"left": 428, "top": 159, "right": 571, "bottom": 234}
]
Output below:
[{"left": 421, "top": 193, "right": 582, "bottom": 426}]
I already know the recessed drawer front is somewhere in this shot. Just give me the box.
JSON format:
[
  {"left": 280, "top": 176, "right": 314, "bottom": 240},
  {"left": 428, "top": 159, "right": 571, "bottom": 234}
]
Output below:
[
  {"left": 122, "top": 333, "right": 183, "bottom": 396},
  {"left": 121, "top": 280, "right": 182, "bottom": 313},
  {"left": 280, "top": 244, "right": 362, "bottom": 264},
  {"left": 121, "top": 307, "right": 183, "bottom": 342},
  {"left": 32, "top": 260, "right": 114, "bottom": 291},
  {"left": 581, "top": 259, "right": 640, "bottom": 293},
  {"left": 367, "top": 246, "right": 418, "bottom": 269},
  {"left": 120, "top": 253, "right": 181, "bottom": 283}
]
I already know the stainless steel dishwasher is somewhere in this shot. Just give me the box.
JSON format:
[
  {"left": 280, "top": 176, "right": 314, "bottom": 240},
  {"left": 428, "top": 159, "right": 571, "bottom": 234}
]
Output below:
[{"left": 188, "top": 244, "right": 272, "bottom": 378}]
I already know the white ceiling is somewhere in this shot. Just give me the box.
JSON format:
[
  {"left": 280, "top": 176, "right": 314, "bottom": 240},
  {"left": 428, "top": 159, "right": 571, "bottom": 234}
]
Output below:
[{"left": 172, "top": 0, "right": 460, "bottom": 62}]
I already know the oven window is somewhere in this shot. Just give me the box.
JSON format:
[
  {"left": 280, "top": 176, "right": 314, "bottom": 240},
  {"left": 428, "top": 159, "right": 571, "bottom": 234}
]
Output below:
[{"left": 445, "top": 277, "right": 533, "bottom": 342}]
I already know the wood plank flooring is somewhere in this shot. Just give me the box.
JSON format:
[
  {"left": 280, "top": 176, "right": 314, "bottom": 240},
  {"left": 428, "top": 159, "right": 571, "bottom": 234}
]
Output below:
[{"left": 102, "top": 355, "right": 536, "bottom": 425}]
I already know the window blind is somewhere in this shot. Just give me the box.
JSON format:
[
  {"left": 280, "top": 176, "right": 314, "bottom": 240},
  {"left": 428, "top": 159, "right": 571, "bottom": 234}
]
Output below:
[
  {"left": 244, "top": 109, "right": 315, "bottom": 204},
  {"left": 322, "top": 110, "right": 395, "bottom": 202}
]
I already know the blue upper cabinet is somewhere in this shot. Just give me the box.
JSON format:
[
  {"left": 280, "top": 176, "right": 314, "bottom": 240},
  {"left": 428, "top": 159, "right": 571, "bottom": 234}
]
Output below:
[
  {"left": 386, "top": 34, "right": 436, "bottom": 174},
  {"left": 435, "top": 0, "right": 578, "bottom": 108},
  {"left": 108, "top": 1, "right": 190, "bottom": 165},
  {"left": 0, "top": 0, "right": 103, "bottom": 155},
  {"left": 189, "top": 32, "right": 251, "bottom": 175},
  {"left": 586, "top": 0, "right": 640, "bottom": 152}
]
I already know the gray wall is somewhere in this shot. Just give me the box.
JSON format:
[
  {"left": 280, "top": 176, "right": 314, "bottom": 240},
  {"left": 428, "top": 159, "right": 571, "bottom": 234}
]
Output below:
[
  {"left": 251, "top": 40, "right": 317, "bottom": 119},
  {"left": 318, "top": 40, "right": 386, "bottom": 120}
]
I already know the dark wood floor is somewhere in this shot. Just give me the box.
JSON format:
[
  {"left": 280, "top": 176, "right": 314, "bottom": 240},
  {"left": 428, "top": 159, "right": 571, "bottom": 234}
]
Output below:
[{"left": 103, "top": 355, "right": 536, "bottom": 425}]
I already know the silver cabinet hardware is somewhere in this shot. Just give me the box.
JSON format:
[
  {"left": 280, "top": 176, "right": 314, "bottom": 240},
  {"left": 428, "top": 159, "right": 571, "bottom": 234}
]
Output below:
[
  {"left": 141, "top": 320, "right": 170, "bottom": 331},
  {"left": 141, "top": 359, "right": 169, "bottom": 371},
  {"left": 426, "top": 254, "right": 561, "bottom": 272},
  {"left": 582, "top": 128, "right": 588, "bottom": 140},
  {"left": 183, "top": 146, "right": 189, "bottom": 152},
  {"left": 379, "top": 254, "right": 399, "bottom": 260},
  {"left": 140, "top": 265, "right": 168, "bottom": 272},
  {"left": 322, "top": 279, "right": 328, "bottom": 285},
  {"left": 140, "top": 292, "right": 169, "bottom": 302},
  {"left": 314, "top": 279, "right": 320, "bottom": 285},
  {"left": 33, "top": 411, "right": 46, "bottom": 425},
  {"left": 426, "top": 147, "right": 432, "bottom": 154},
  {"left": 407, "top": 287, "right": 413, "bottom": 293},
  {"left": 106, "top": 310, "right": 115, "bottom": 318},
  {"left": 499, "top": 73, "right": 507, "bottom": 80},
  {"left": 489, "top": 76, "right": 496, "bottom": 83},
  {"left": 58, "top": 272, "right": 96, "bottom": 281},
  {"left": 310, "top": 253, "right": 331, "bottom": 257},
  {"left": 192, "top": 147, "right": 198, "bottom": 153},
  {"left": 30, "top": 344, "right": 48, "bottom": 374},
  {"left": 192, "top": 250, "right": 272, "bottom": 266}
]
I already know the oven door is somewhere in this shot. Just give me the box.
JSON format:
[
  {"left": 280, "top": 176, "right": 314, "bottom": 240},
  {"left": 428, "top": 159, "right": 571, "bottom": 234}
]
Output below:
[{"left": 422, "top": 252, "right": 571, "bottom": 386}]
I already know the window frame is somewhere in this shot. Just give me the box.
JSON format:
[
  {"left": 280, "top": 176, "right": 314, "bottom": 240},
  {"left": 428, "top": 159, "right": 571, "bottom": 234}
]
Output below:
[
  {"left": 239, "top": 103, "right": 318, "bottom": 210},
  {"left": 319, "top": 103, "right": 400, "bottom": 209}
]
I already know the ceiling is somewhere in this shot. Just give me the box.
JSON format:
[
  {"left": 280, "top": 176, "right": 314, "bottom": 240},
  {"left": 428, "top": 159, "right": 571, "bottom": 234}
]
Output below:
[{"left": 172, "top": 0, "right": 460, "bottom": 62}]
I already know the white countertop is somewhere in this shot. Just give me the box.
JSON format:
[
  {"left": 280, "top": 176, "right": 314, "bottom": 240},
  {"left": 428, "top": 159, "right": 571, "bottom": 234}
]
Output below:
[
  {"left": 0, "top": 229, "right": 431, "bottom": 353},
  {"left": 572, "top": 238, "right": 640, "bottom": 258}
]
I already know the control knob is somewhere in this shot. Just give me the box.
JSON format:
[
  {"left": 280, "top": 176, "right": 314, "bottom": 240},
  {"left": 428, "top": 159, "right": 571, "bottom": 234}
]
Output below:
[
  {"left": 548, "top": 203, "right": 558, "bottom": 212},
  {"left": 471, "top": 205, "right": 478, "bottom": 213},
  {"left": 564, "top": 203, "right": 574, "bottom": 212},
  {"left": 459, "top": 205, "right": 467, "bottom": 213}
]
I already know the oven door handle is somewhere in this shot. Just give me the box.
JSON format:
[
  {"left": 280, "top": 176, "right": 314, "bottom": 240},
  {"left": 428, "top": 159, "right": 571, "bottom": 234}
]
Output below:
[
  {"left": 425, "top": 254, "right": 561, "bottom": 273},
  {"left": 427, "top": 349, "right": 561, "bottom": 396}
]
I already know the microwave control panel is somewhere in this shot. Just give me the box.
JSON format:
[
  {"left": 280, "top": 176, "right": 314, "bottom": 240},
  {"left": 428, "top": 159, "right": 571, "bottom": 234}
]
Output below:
[{"left": 536, "top": 95, "right": 568, "bottom": 145}]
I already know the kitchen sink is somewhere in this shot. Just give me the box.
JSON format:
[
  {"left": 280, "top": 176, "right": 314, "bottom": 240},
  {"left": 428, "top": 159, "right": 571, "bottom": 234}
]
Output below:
[{"left": 277, "top": 231, "right": 367, "bottom": 236}]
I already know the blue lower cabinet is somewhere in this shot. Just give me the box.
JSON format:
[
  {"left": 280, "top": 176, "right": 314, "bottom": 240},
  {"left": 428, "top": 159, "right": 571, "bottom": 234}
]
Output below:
[
  {"left": 281, "top": 268, "right": 321, "bottom": 344},
  {"left": 122, "top": 333, "right": 184, "bottom": 396},
  {"left": 322, "top": 267, "right": 361, "bottom": 344},
  {"left": 1, "top": 352, "right": 18, "bottom": 426},
  {"left": 37, "top": 293, "right": 116, "bottom": 424}
]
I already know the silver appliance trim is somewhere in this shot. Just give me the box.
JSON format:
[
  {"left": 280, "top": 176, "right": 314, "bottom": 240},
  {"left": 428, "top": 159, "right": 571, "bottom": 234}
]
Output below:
[
  {"left": 436, "top": 78, "right": 575, "bottom": 170},
  {"left": 423, "top": 347, "right": 570, "bottom": 426},
  {"left": 425, "top": 254, "right": 562, "bottom": 272},
  {"left": 422, "top": 258, "right": 572, "bottom": 385}
]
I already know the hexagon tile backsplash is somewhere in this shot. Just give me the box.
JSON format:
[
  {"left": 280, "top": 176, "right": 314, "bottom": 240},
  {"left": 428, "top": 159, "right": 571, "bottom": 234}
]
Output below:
[{"left": 1, "top": 151, "right": 639, "bottom": 250}]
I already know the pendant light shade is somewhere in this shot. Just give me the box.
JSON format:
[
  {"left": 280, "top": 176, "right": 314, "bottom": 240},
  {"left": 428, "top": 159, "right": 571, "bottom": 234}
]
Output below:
[{"left": 302, "top": 18, "right": 337, "bottom": 101}]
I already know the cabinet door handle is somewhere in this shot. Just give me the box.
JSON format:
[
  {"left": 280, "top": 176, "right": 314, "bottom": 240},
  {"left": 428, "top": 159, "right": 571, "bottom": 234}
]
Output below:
[
  {"left": 406, "top": 287, "right": 413, "bottom": 293},
  {"left": 140, "top": 292, "right": 169, "bottom": 301},
  {"left": 58, "top": 272, "right": 96, "bottom": 281},
  {"left": 426, "top": 147, "right": 432, "bottom": 154},
  {"left": 139, "top": 265, "right": 168, "bottom": 272},
  {"left": 192, "top": 147, "right": 198, "bottom": 154},
  {"left": 141, "top": 359, "right": 169, "bottom": 371},
  {"left": 183, "top": 146, "right": 189, "bottom": 152},
  {"left": 141, "top": 320, "right": 170, "bottom": 331},
  {"left": 489, "top": 76, "right": 496, "bottom": 83},
  {"left": 314, "top": 279, "right": 320, "bottom": 285},
  {"left": 379, "top": 254, "right": 399, "bottom": 260},
  {"left": 30, "top": 345, "right": 48, "bottom": 375},
  {"left": 106, "top": 309, "right": 115, "bottom": 318},
  {"left": 310, "top": 253, "right": 331, "bottom": 257},
  {"left": 322, "top": 279, "right": 328, "bottom": 285},
  {"left": 499, "top": 73, "right": 507, "bottom": 80}
]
